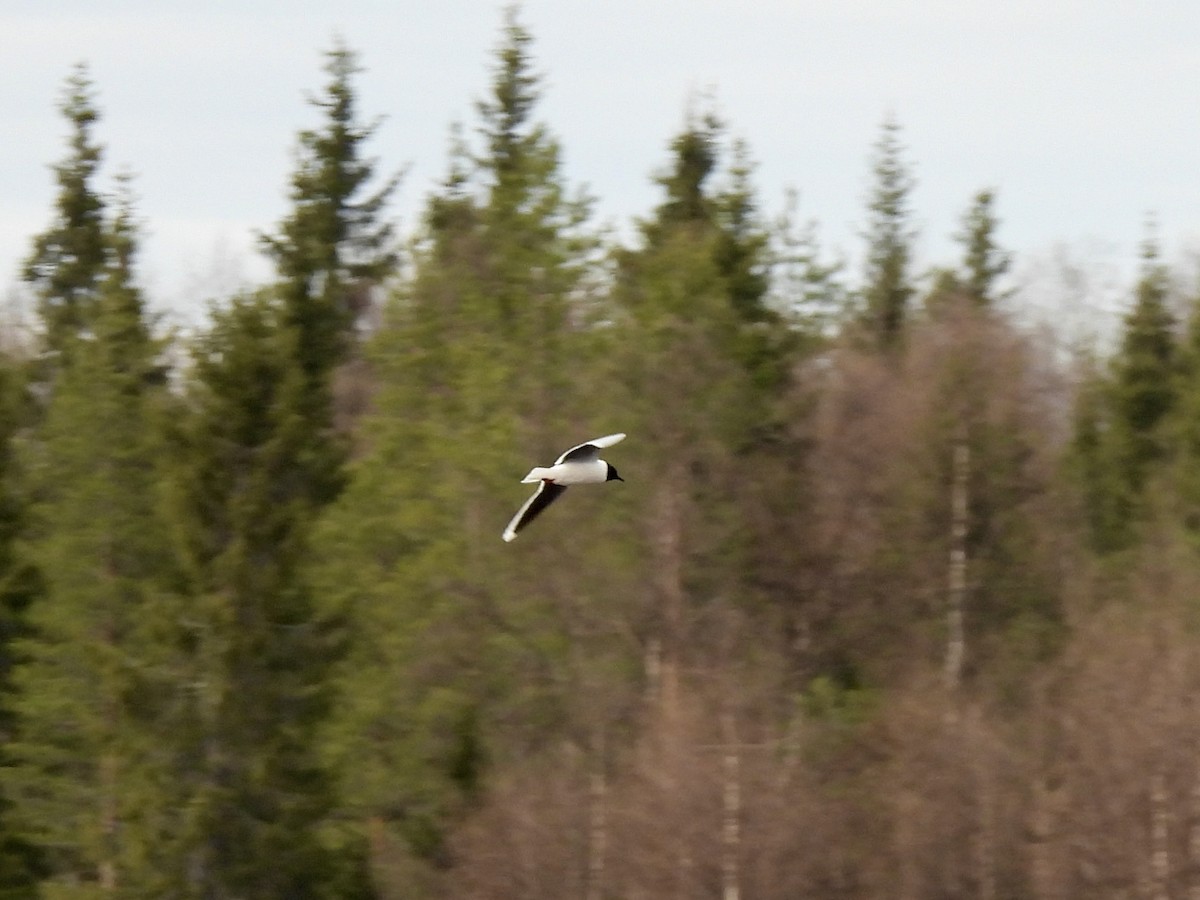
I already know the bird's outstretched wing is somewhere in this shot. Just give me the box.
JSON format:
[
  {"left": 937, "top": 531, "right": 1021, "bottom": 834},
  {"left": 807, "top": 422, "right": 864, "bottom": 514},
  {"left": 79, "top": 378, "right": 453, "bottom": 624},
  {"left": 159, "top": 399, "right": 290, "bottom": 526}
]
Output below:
[
  {"left": 502, "top": 481, "right": 568, "bottom": 542},
  {"left": 556, "top": 432, "right": 627, "bottom": 464}
]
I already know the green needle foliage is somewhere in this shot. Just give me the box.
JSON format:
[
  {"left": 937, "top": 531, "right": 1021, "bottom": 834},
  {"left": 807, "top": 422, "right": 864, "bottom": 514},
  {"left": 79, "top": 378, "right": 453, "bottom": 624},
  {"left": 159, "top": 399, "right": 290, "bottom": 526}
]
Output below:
[
  {"left": 149, "top": 41, "right": 401, "bottom": 895},
  {"left": 23, "top": 64, "right": 108, "bottom": 363},
  {"left": 859, "top": 115, "right": 917, "bottom": 351},
  {"left": 8, "top": 174, "right": 172, "bottom": 895},
  {"left": 13, "top": 12, "right": 1200, "bottom": 898},
  {"left": 261, "top": 39, "right": 402, "bottom": 507},
  {"left": 956, "top": 189, "right": 1012, "bottom": 308},
  {"left": 1071, "top": 227, "right": 1177, "bottom": 553},
  {"left": 0, "top": 365, "right": 42, "bottom": 898},
  {"left": 162, "top": 291, "right": 349, "bottom": 898},
  {"left": 313, "top": 10, "right": 601, "bottom": 890}
]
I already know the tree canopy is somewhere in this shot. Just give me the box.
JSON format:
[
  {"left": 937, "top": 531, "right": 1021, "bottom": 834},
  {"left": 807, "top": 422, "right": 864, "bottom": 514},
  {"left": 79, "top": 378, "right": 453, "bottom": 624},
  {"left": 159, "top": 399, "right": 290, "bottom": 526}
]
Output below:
[{"left": 3, "top": 12, "right": 1199, "bottom": 900}]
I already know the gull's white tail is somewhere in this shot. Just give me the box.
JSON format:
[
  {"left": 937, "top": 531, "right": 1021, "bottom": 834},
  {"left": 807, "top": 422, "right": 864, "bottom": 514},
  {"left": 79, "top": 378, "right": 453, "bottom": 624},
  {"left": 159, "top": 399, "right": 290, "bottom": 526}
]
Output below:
[{"left": 521, "top": 467, "right": 553, "bottom": 484}]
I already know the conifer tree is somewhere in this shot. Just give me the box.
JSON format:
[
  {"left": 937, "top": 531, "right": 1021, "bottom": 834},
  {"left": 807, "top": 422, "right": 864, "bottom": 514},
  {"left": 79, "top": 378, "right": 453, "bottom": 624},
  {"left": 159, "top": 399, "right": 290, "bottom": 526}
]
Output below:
[
  {"left": 1072, "top": 227, "right": 1177, "bottom": 552},
  {"left": 261, "top": 39, "right": 401, "bottom": 505},
  {"left": 621, "top": 108, "right": 797, "bottom": 440},
  {"left": 134, "top": 43, "right": 400, "bottom": 895},
  {"left": 1069, "top": 362, "right": 1126, "bottom": 553},
  {"left": 626, "top": 112, "right": 784, "bottom": 392},
  {"left": 715, "top": 140, "right": 771, "bottom": 322},
  {"left": 0, "top": 358, "right": 42, "bottom": 897},
  {"left": 772, "top": 190, "right": 848, "bottom": 336},
  {"left": 956, "top": 189, "right": 1011, "bottom": 308},
  {"left": 1169, "top": 291, "right": 1200, "bottom": 539},
  {"left": 925, "top": 190, "right": 1012, "bottom": 320},
  {"left": 7, "top": 177, "right": 173, "bottom": 894},
  {"left": 859, "top": 115, "right": 916, "bottom": 350},
  {"left": 644, "top": 110, "right": 720, "bottom": 235},
  {"left": 163, "top": 290, "right": 350, "bottom": 898},
  {"left": 472, "top": 5, "right": 595, "bottom": 437},
  {"left": 314, "top": 11, "right": 599, "bottom": 886},
  {"left": 1113, "top": 231, "right": 1176, "bottom": 483},
  {"left": 23, "top": 64, "right": 107, "bottom": 359},
  {"left": 603, "top": 110, "right": 798, "bottom": 726}
]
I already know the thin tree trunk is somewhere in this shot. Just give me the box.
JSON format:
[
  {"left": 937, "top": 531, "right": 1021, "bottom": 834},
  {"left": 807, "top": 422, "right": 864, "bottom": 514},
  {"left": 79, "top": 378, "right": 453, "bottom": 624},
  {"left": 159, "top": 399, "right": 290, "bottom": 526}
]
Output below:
[
  {"left": 99, "top": 751, "right": 117, "bottom": 892},
  {"left": 653, "top": 463, "right": 685, "bottom": 727},
  {"left": 1151, "top": 769, "right": 1170, "bottom": 900},
  {"left": 677, "top": 848, "right": 694, "bottom": 900},
  {"left": 100, "top": 581, "right": 119, "bottom": 894},
  {"left": 650, "top": 466, "right": 689, "bottom": 899},
  {"left": 645, "top": 637, "right": 661, "bottom": 706},
  {"left": 971, "top": 709, "right": 996, "bottom": 900},
  {"left": 896, "top": 788, "right": 919, "bottom": 900},
  {"left": 586, "top": 760, "right": 607, "bottom": 900},
  {"left": 945, "top": 432, "right": 969, "bottom": 695},
  {"left": 1030, "top": 776, "right": 1058, "bottom": 900},
  {"left": 1190, "top": 765, "right": 1200, "bottom": 900},
  {"left": 721, "top": 714, "right": 741, "bottom": 900}
]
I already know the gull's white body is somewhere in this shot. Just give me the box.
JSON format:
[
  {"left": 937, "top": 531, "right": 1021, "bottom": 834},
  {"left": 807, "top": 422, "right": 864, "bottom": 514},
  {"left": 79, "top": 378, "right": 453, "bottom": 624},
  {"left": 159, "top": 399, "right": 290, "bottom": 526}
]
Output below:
[
  {"left": 521, "top": 459, "right": 610, "bottom": 485},
  {"left": 503, "top": 433, "right": 626, "bottom": 542}
]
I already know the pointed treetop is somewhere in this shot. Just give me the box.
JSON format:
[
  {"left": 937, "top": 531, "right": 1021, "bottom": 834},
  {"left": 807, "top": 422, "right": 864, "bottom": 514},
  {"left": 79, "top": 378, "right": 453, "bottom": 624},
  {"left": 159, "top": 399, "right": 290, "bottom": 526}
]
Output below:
[
  {"left": 1126, "top": 217, "right": 1171, "bottom": 333},
  {"left": 713, "top": 137, "right": 771, "bottom": 323},
  {"left": 864, "top": 114, "right": 915, "bottom": 233},
  {"left": 261, "top": 39, "right": 401, "bottom": 391},
  {"left": 860, "top": 113, "right": 917, "bottom": 350},
  {"left": 476, "top": 5, "right": 542, "bottom": 184},
  {"left": 94, "top": 171, "right": 161, "bottom": 387},
  {"left": 955, "top": 189, "right": 1012, "bottom": 308},
  {"left": 24, "top": 62, "right": 108, "bottom": 353},
  {"left": 1111, "top": 218, "right": 1176, "bottom": 483},
  {"left": 1136, "top": 214, "right": 1168, "bottom": 296},
  {"left": 651, "top": 107, "right": 722, "bottom": 231}
]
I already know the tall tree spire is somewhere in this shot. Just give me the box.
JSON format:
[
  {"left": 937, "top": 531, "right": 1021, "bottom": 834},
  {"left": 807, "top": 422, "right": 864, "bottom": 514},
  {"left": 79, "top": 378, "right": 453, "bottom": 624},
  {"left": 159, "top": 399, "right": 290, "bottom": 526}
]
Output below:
[
  {"left": 956, "top": 189, "right": 1011, "bottom": 308},
  {"left": 23, "top": 64, "right": 107, "bottom": 357},
  {"left": 260, "top": 39, "right": 401, "bottom": 509},
  {"left": 860, "top": 114, "right": 916, "bottom": 349},
  {"left": 1112, "top": 222, "right": 1176, "bottom": 487},
  {"left": 262, "top": 39, "right": 399, "bottom": 418},
  {"left": 8, "top": 165, "right": 173, "bottom": 894},
  {"left": 1070, "top": 220, "right": 1177, "bottom": 552}
]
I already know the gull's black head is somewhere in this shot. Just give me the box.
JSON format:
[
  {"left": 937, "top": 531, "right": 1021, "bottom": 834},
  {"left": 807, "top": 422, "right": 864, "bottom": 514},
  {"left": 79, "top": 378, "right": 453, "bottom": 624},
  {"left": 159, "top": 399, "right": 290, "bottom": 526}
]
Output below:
[{"left": 606, "top": 463, "right": 624, "bottom": 482}]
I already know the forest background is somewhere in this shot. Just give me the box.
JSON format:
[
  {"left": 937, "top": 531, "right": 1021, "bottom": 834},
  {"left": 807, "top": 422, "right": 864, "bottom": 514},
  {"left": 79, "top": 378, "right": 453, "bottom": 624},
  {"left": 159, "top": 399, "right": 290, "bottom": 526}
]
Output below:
[{"left": 2, "top": 7, "right": 1200, "bottom": 899}]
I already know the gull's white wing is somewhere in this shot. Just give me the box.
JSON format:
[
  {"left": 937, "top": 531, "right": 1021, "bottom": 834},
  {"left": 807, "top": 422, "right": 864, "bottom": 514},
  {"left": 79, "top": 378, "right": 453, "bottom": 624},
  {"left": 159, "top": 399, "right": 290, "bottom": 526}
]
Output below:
[
  {"left": 502, "top": 481, "right": 568, "bottom": 542},
  {"left": 555, "top": 432, "right": 627, "bottom": 464}
]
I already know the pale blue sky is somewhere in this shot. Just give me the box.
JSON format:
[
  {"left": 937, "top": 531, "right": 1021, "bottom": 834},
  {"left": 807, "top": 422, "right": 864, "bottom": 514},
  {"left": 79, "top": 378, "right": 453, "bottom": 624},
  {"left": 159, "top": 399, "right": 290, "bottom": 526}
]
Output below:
[{"left": 4, "top": 2, "right": 1199, "bottom": 327}]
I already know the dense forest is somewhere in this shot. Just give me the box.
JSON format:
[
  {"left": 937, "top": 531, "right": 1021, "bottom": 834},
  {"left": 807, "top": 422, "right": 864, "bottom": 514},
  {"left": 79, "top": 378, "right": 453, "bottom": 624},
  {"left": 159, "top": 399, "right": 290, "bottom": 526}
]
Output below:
[{"left": 3, "top": 8, "right": 1200, "bottom": 899}]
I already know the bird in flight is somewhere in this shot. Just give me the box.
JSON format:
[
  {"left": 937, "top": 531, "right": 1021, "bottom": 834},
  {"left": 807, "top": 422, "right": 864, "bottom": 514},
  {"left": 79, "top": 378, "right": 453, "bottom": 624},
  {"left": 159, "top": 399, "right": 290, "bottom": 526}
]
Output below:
[{"left": 502, "top": 433, "right": 626, "bottom": 542}]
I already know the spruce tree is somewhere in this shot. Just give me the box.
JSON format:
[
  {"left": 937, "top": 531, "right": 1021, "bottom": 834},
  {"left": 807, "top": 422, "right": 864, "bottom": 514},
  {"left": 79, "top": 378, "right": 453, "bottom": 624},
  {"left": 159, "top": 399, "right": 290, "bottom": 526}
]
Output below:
[
  {"left": 260, "top": 39, "right": 401, "bottom": 505},
  {"left": 1069, "top": 361, "right": 1127, "bottom": 553},
  {"left": 600, "top": 110, "right": 801, "bottom": 730},
  {"left": 616, "top": 110, "right": 786, "bottom": 435},
  {"left": 859, "top": 115, "right": 916, "bottom": 350},
  {"left": 644, "top": 110, "right": 720, "bottom": 236},
  {"left": 141, "top": 43, "right": 400, "bottom": 895},
  {"left": 956, "top": 189, "right": 1011, "bottom": 308},
  {"left": 314, "top": 10, "right": 598, "bottom": 886},
  {"left": 1072, "top": 227, "right": 1177, "bottom": 552},
  {"left": 0, "top": 358, "right": 42, "bottom": 897},
  {"left": 772, "top": 190, "right": 848, "bottom": 337},
  {"left": 23, "top": 64, "right": 107, "bottom": 359},
  {"left": 163, "top": 291, "right": 348, "bottom": 898},
  {"left": 7, "top": 177, "right": 173, "bottom": 894},
  {"left": 1170, "top": 288, "right": 1200, "bottom": 539},
  {"left": 473, "top": 5, "right": 595, "bottom": 436},
  {"left": 1113, "top": 232, "right": 1176, "bottom": 482}
]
